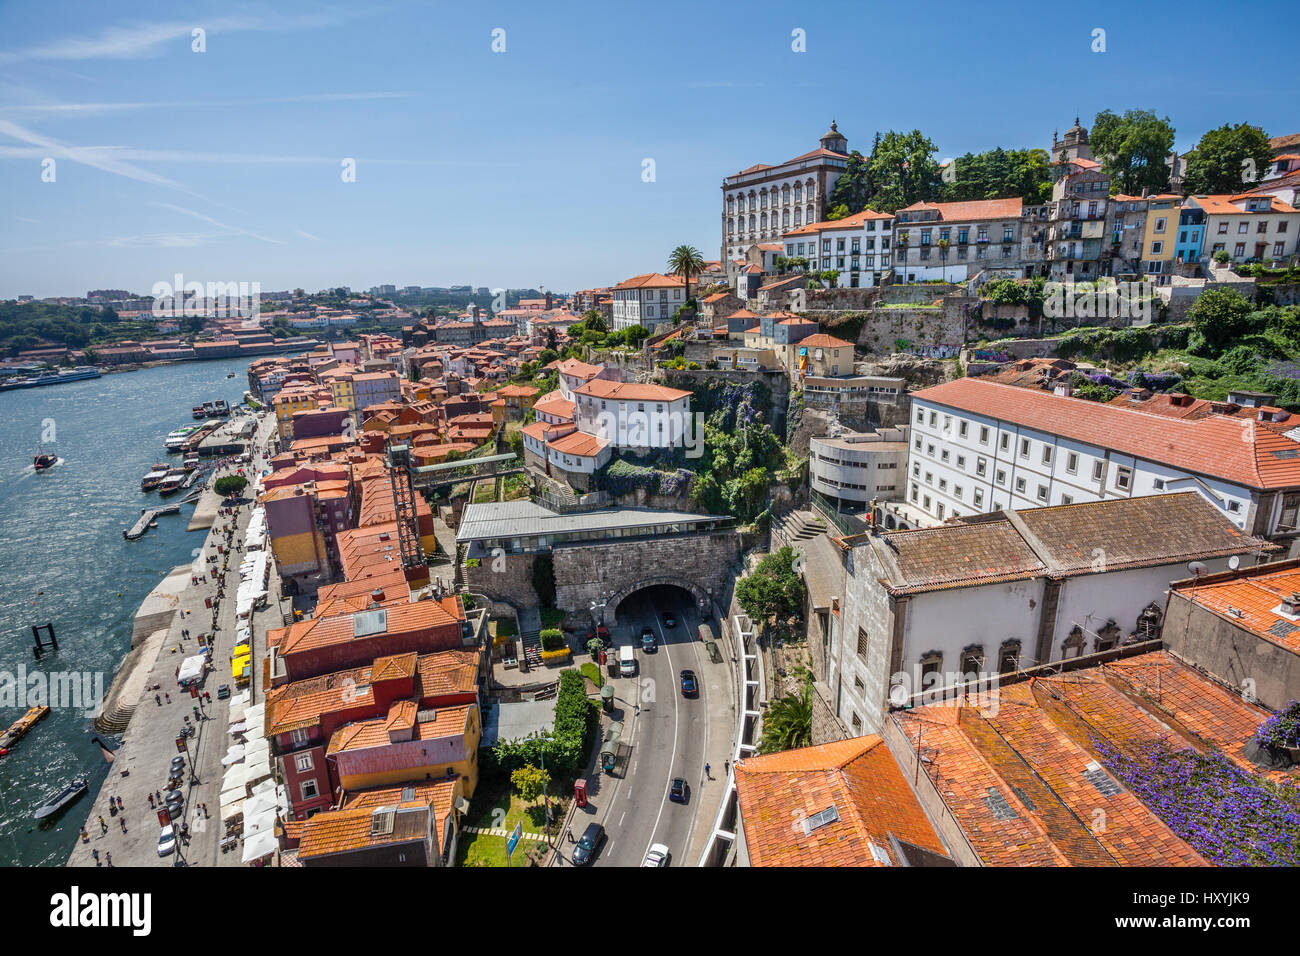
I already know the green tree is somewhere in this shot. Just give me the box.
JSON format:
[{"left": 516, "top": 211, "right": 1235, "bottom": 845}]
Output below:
[
  {"left": 866, "top": 129, "right": 942, "bottom": 212},
  {"left": 624, "top": 325, "right": 650, "bottom": 348},
  {"left": 944, "top": 147, "right": 1053, "bottom": 204},
  {"left": 1188, "top": 287, "right": 1256, "bottom": 354},
  {"left": 826, "top": 144, "right": 879, "bottom": 215},
  {"left": 1182, "top": 123, "right": 1273, "bottom": 195},
  {"left": 1090, "top": 109, "right": 1176, "bottom": 195},
  {"left": 581, "top": 309, "right": 607, "bottom": 334},
  {"left": 510, "top": 764, "right": 551, "bottom": 803},
  {"left": 736, "top": 546, "right": 805, "bottom": 632},
  {"left": 757, "top": 678, "right": 812, "bottom": 754},
  {"left": 214, "top": 475, "right": 248, "bottom": 498},
  {"left": 825, "top": 202, "right": 850, "bottom": 221},
  {"left": 667, "top": 244, "right": 706, "bottom": 310}
]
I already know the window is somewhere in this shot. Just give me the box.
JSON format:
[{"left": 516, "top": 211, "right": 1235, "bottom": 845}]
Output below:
[
  {"left": 974, "top": 489, "right": 984, "bottom": 508},
  {"left": 1227, "top": 500, "right": 1241, "bottom": 514},
  {"left": 289, "top": 728, "right": 311, "bottom": 747},
  {"left": 937, "top": 502, "right": 945, "bottom": 518},
  {"left": 1280, "top": 494, "right": 1300, "bottom": 531},
  {"left": 1020, "top": 438, "right": 1030, "bottom": 458},
  {"left": 1066, "top": 452, "right": 1078, "bottom": 474},
  {"left": 954, "top": 485, "right": 963, "bottom": 499},
  {"left": 1061, "top": 494, "right": 1073, "bottom": 505},
  {"left": 998, "top": 640, "right": 1021, "bottom": 674},
  {"left": 856, "top": 627, "right": 869, "bottom": 661},
  {"left": 1037, "top": 484, "right": 1049, "bottom": 501},
  {"left": 1042, "top": 446, "right": 1053, "bottom": 465},
  {"left": 1062, "top": 627, "right": 1086, "bottom": 659},
  {"left": 924, "top": 471, "right": 933, "bottom": 484},
  {"left": 928, "top": 411, "right": 937, "bottom": 426},
  {"left": 1154, "top": 217, "right": 1166, "bottom": 233},
  {"left": 300, "top": 780, "right": 319, "bottom": 801},
  {"left": 938, "top": 478, "right": 947, "bottom": 491},
  {"left": 912, "top": 462, "right": 920, "bottom": 477},
  {"left": 956, "top": 455, "right": 966, "bottom": 469},
  {"left": 1153, "top": 478, "right": 1165, "bottom": 490},
  {"left": 1092, "top": 460, "right": 1104, "bottom": 482},
  {"left": 1015, "top": 477, "right": 1026, "bottom": 493},
  {"left": 996, "top": 469, "right": 1006, "bottom": 485},
  {"left": 919, "top": 652, "right": 943, "bottom": 681},
  {"left": 979, "top": 426, "right": 989, "bottom": 444},
  {"left": 1000, "top": 433, "right": 1010, "bottom": 451},
  {"left": 959, "top": 645, "right": 984, "bottom": 679},
  {"left": 295, "top": 752, "right": 314, "bottom": 773},
  {"left": 940, "top": 449, "right": 950, "bottom": 463},
  {"left": 1116, "top": 466, "right": 1133, "bottom": 490},
  {"left": 958, "top": 421, "right": 968, "bottom": 438},
  {"left": 976, "top": 457, "right": 987, "bottom": 476}
]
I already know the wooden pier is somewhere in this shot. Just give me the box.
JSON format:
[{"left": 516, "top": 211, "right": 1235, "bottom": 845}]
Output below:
[{"left": 124, "top": 504, "right": 181, "bottom": 540}]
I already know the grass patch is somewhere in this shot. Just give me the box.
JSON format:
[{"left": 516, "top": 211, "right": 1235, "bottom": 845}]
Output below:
[
  {"left": 492, "top": 617, "right": 518, "bottom": 639},
  {"left": 455, "top": 772, "right": 570, "bottom": 867}
]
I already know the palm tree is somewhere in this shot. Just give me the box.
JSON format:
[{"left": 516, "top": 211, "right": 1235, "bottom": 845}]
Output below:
[
  {"left": 758, "top": 679, "right": 813, "bottom": 754},
  {"left": 667, "top": 244, "right": 706, "bottom": 317}
]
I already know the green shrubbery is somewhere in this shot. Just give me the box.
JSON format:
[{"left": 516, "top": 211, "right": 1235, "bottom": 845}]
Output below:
[{"left": 489, "top": 669, "right": 597, "bottom": 775}]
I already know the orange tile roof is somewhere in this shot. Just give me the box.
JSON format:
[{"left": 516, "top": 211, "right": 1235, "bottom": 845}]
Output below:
[
  {"left": 328, "top": 703, "right": 471, "bottom": 754},
  {"left": 556, "top": 358, "right": 604, "bottom": 380},
  {"left": 532, "top": 396, "right": 576, "bottom": 420},
  {"left": 275, "top": 595, "right": 461, "bottom": 659},
  {"left": 897, "top": 197, "right": 1022, "bottom": 221},
  {"left": 1190, "top": 193, "right": 1299, "bottom": 216},
  {"left": 573, "top": 379, "right": 691, "bottom": 403},
  {"left": 415, "top": 648, "right": 481, "bottom": 699},
  {"left": 798, "top": 333, "right": 853, "bottom": 349},
  {"left": 298, "top": 800, "right": 441, "bottom": 860},
  {"left": 783, "top": 207, "right": 893, "bottom": 237},
  {"left": 613, "top": 273, "right": 685, "bottom": 290},
  {"left": 913, "top": 377, "right": 1300, "bottom": 489},
  {"left": 547, "top": 429, "right": 609, "bottom": 458},
  {"left": 735, "top": 736, "right": 950, "bottom": 867},
  {"left": 522, "top": 420, "right": 575, "bottom": 443},
  {"left": 1172, "top": 559, "right": 1300, "bottom": 656}
]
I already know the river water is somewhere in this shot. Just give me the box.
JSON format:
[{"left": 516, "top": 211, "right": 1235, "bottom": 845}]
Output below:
[{"left": 0, "top": 357, "right": 252, "bottom": 865}]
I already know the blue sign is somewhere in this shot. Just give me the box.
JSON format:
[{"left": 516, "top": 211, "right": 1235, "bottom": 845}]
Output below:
[{"left": 506, "top": 822, "right": 522, "bottom": 859}]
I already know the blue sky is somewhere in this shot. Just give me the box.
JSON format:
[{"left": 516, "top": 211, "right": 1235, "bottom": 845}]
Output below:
[{"left": 1, "top": 0, "right": 1297, "bottom": 299}]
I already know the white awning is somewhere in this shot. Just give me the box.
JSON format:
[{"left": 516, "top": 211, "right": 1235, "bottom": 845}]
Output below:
[
  {"left": 221, "top": 745, "right": 246, "bottom": 767},
  {"left": 241, "top": 828, "right": 278, "bottom": 864}
]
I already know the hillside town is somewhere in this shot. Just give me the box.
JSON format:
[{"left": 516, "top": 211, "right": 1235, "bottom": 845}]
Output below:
[{"left": 20, "top": 113, "right": 1296, "bottom": 878}]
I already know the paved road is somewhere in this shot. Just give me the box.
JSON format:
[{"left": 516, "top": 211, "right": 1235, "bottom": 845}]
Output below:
[{"left": 580, "top": 586, "right": 714, "bottom": 869}]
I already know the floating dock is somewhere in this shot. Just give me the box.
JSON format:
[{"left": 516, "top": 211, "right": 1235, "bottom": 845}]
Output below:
[{"left": 124, "top": 504, "right": 181, "bottom": 540}]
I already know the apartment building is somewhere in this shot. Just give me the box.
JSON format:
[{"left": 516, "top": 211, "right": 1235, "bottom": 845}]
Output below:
[
  {"left": 1139, "top": 194, "right": 1182, "bottom": 282},
  {"left": 1187, "top": 192, "right": 1300, "bottom": 265},
  {"left": 904, "top": 377, "right": 1300, "bottom": 545},
  {"left": 894, "top": 198, "right": 1023, "bottom": 281},
  {"left": 808, "top": 427, "right": 908, "bottom": 513},
  {"left": 1048, "top": 156, "right": 1114, "bottom": 280},
  {"left": 781, "top": 208, "right": 895, "bottom": 287},
  {"left": 610, "top": 273, "right": 687, "bottom": 331}
]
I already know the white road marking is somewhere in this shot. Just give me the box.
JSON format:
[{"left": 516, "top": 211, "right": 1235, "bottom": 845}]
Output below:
[{"left": 641, "top": 601, "right": 682, "bottom": 864}]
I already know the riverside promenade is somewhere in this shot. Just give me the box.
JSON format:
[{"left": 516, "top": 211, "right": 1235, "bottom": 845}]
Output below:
[{"left": 68, "top": 411, "right": 285, "bottom": 868}]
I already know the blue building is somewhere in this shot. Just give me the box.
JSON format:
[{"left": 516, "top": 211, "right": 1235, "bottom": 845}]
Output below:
[{"left": 1174, "top": 204, "right": 1206, "bottom": 269}]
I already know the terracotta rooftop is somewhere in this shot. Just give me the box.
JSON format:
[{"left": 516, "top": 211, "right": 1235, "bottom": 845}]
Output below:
[
  {"left": 546, "top": 429, "right": 610, "bottom": 458},
  {"left": 327, "top": 703, "right": 472, "bottom": 755},
  {"left": 735, "top": 736, "right": 951, "bottom": 867},
  {"left": 1171, "top": 557, "right": 1300, "bottom": 656},
  {"left": 783, "top": 207, "right": 892, "bottom": 237},
  {"left": 798, "top": 333, "right": 854, "bottom": 350},
  {"left": 897, "top": 197, "right": 1023, "bottom": 222},
  {"left": 912, "top": 377, "right": 1300, "bottom": 490},
  {"left": 573, "top": 379, "right": 691, "bottom": 403},
  {"left": 892, "top": 649, "right": 1296, "bottom": 864}
]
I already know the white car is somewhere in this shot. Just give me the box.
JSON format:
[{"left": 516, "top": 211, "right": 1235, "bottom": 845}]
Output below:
[
  {"left": 642, "top": 843, "right": 670, "bottom": 867},
  {"left": 157, "top": 824, "right": 177, "bottom": 857}
]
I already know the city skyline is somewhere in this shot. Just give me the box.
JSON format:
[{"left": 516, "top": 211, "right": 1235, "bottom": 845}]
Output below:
[{"left": 3, "top": 0, "right": 1300, "bottom": 298}]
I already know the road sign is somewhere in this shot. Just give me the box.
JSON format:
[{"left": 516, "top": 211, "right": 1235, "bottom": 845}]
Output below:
[{"left": 506, "top": 821, "right": 522, "bottom": 861}]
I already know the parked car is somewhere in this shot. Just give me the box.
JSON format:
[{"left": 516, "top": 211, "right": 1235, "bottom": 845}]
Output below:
[
  {"left": 157, "top": 825, "right": 177, "bottom": 857},
  {"left": 679, "top": 670, "right": 698, "bottom": 698},
  {"left": 216, "top": 684, "right": 231, "bottom": 700},
  {"left": 669, "top": 777, "right": 689, "bottom": 804},
  {"left": 642, "top": 843, "right": 670, "bottom": 867},
  {"left": 662, "top": 611, "right": 676, "bottom": 628},
  {"left": 572, "top": 823, "right": 606, "bottom": 866},
  {"left": 641, "top": 627, "right": 656, "bottom": 652}
]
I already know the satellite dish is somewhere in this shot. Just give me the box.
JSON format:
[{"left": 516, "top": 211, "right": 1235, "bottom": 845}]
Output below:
[
  {"left": 1187, "top": 561, "right": 1209, "bottom": 578},
  {"left": 1228, "top": 555, "right": 1241, "bottom": 571}
]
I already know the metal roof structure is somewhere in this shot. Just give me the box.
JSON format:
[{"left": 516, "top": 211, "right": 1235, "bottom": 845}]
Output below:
[{"left": 455, "top": 500, "right": 731, "bottom": 543}]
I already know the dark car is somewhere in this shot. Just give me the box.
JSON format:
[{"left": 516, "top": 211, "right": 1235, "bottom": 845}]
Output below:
[
  {"left": 662, "top": 611, "right": 676, "bottom": 628},
  {"left": 679, "top": 670, "right": 698, "bottom": 698},
  {"left": 640, "top": 627, "right": 656, "bottom": 652},
  {"left": 669, "top": 777, "right": 689, "bottom": 804},
  {"left": 572, "top": 823, "right": 605, "bottom": 866}
]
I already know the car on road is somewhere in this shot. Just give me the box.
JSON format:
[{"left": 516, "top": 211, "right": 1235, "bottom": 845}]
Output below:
[
  {"left": 662, "top": 611, "right": 676, "bottom": 628},
  {"left": 680, "top": 669, "right": 698, "bottom": 697},
  {"left": 641, "top": 627, "right": 656, "bottom": 652},
  {"left": 642, "top": 843, "right": 671, "bottom": 867},
  {"left": 669, "top": 777, "right": 689, "bottom": 804},
  {"left": 157, "top": 824, "right": 177, "bottom": 857},
  {"left": 572, "top": 823, "right": 605, "bottom": 866}
]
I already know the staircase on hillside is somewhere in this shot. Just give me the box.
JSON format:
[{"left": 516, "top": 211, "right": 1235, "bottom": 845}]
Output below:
[
  {"left": 518, "top": 606, "right": 543, "bottom": 670},
  {"left": 773, "top": 510, "right": 824, "bottom": 549}
]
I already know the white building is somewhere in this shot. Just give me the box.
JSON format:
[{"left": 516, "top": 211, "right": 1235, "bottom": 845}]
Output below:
[
  {"left": 572, "top": 379, "right": 693, "bottom": 451},
  {"left": 809, "top": 427, "right": 909, "bottom": 513},
  {"left": 554, "top": 358, "right": 617, "bottom": 402},
  {"left": 893, "top": 198, "right": 1024, "bottom": 282},
  {"left": 722, "top": 123, "right": 850, "bottom": 263},
  {"left": 904, "top": 377, "right": 1300, "bottom": 542},
  {"left": 1187, "top": 193, "right": 1300, "bottom": 266},
  {"left": 828, "top": 492, "right": 1273, "bottom": 736},
  {"left": 610, "top": 273, "right": 687, "bottom": 331},
  {"left": 782, "top": 208, "right": 895, "bottom": 287}
]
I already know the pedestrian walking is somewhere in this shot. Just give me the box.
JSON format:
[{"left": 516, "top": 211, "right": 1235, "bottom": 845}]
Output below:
[
  {"left": 105, "top": 852, "right": 113, "bottom": 868},
  {"left": 155, "top": 693, "right": 162, "bottom": 707},
  {"left": 155, "top": 790, "right": 162, "bottom": 803},
  {"left": 91, "top": 849, "right": 100, "bottom": 864},
  {"left": 98, "top": 816, "right": 108, "bottom": 834},
  {"left": 724, "top": 759, "right": 730, "bottom": 776},
  {"left": 705, "top": 763, "right": 711, "bottom": 779},
  {"left": 120, "top": 817, "right": 127, "bottom": 833},
  {"left": 165, "top": 692, "right": 171, "bottom": 703},
  {"left": 116, "top": 796, "right": 124, "bottom": 811},
  {"left": 148, "top": 794, "right": 155, "bottom": 809},
  {"left": 80, "top": 827, "right": 89, "bottom": 844}
]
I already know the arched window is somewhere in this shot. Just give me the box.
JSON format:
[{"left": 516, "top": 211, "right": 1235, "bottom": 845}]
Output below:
[
  {"left": 1095, "top": 621, "right": 1121, "bottom": 653},
  {"left": 727, "top": 218, "right": 734, "bottom": 235},
  {"left": 794, "top": 182, "right": 802, "bottom": 201},
  {"left": 793, "top": 208, "right": 802, "bottom": 226},
  {"left": 760, "top": 212, "right": 767, "bottom": 230},
  {"left": 727, "top": 195, "right": 734, "bottom": 213},
  {"left": 782, "top": 185, "right": 790, "bottom": 204},
  {"left": 959, "top": 645, "right": 985, "bottom": 681},
  {"left": 1135, "top": 603, "right": 1162, "bottom": 641},
  {"left": 1062, "top": 626, "right": 1086, "bottom": 659},
  {"left": 806, "top": 204, "right": 815, "bottom": 223}
]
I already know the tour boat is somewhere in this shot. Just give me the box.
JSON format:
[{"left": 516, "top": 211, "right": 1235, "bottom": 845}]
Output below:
[
  {"left": 192, "top": 405, "right": 206, "bottom": 419},
  {"left": 0, "top": 705, "right": 49, "bottom": 750},
  {"left": 158, "top": 470, "right": 187, "bottom": 495},
  {"left": 141, "top": 466, "right": 170, "bottom": 491},
  {"left": 33, "top": 453, "right": 57, "bottom": 471},
  {"left": 165, "top": 425, "right": 200, "bottom": 451}
]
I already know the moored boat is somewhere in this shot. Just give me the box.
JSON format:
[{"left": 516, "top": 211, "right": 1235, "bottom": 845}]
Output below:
[
  {"left": 141, "top": 466, "right": 170, "bottom": 491},
  {"left": 0, "top": 705, "right": 49, "bottom": 750},
  {"left": 158, "top": 470, "right": 187, "bottom": 495},
  {"left": 34, "top": 779, "right": 88, "bottom": 821}
]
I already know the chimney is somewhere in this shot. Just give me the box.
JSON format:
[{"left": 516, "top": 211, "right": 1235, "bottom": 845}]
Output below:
[
  {"left": 1054, "top": 380, "right": 1073, "bottom": 398},
  {"left": 370, "top": 587, "right": 384, "bottom": 605},
  {"left": 545, "top": 291, "right": 553, "bottom": 310},
  {"left": 1281, "top": 593, "right": 1300, "bottom": 617}
]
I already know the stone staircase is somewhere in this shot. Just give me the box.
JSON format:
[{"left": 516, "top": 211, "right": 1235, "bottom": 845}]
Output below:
[
  {"left": 518, "top": 605, "right": 542, "bottom": 670},
  {"left": 772, "top": 509, "right": 825, "bottom": 549}
]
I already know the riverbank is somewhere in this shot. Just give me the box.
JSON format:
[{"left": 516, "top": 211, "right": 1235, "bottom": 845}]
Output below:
[{"left": 69, "top": 411, "right": 281, "bottom": 867}]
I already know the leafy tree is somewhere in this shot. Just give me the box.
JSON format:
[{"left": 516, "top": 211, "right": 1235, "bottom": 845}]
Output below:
[
  {"left": 624, "top": 325, "right": 650, "bottom": 348},
  {"left": 943, "top": 147, "right": 1053, "bottom": 204},
  {"left": 826, "top": 144, "right": 879, "bottom": 215},
  {"left": 537, "top": 348, "right": 558, "bottom": 364},
  {"left": 825, "top": 202, "right": 850, "bottom": 221},
  {"left": 1182, "top": 123, "right": 1273, "bottom": 195},
  {"left": 1090, "top": 109, "right": 1176, "bottom": 195},
  {"left": 511, "top": 763, "right": 551, "bottom": 803},
  {"left": 757, "top": 677, "right": 812, "bottom": 754},
  {"left": 667, "top": 244, "right": 706, "bottom": 309},
  {"left": 544, "top": 326, "right": 558, "bottom": 351},
  {"left": 866, "top": 129, "right": 942, "bottom": 212},
  {"left": 532, "top": 553, "right": 556, "bottom": 607},
  {"left": 214, "top": 475, "right": 248, "bottom": 498},
  {"left": 581, "top": 309, "right": 607, "bottom": 334},
  {"left": 1188, "top": 287, "right": 1256, "bottom": 353},
  {"left": 736, "top": 546, "right": 806, "bottom": 631}
]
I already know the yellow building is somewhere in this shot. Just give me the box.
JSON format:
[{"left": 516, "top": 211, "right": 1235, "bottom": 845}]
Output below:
[
  {"left": 1140, "top": 194, "right": 1182, "bottom": 283},
  {"left": 329, "top": 375, "right": 356, "bottom": 422},
  {"left": 271, "top": 388, "right": 318, "bottom": 442},
  {"left": 327, "top": 700, "right": 481, "bottom": 796}
]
